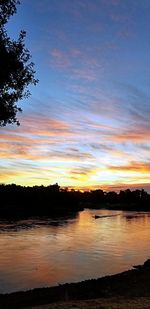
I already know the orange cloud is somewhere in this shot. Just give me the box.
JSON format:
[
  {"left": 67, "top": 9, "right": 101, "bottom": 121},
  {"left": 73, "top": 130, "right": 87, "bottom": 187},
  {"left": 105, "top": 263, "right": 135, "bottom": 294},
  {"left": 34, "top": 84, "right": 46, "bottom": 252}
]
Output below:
[{"left": 108, "top": 162, "right": 150, "bottom": 174}]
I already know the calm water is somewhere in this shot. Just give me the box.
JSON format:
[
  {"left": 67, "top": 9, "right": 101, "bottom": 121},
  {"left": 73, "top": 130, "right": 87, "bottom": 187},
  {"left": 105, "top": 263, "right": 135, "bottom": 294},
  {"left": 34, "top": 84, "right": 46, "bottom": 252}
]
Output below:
[{"left": 0, "top": 209, "right": 150, "bottom": 294}]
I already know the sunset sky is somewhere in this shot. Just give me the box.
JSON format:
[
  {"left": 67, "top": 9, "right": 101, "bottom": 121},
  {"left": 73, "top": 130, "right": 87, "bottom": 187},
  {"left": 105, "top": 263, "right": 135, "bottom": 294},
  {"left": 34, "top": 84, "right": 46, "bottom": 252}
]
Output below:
[{"left": 0, "top": 0, "right": 150, "bottom": 191}]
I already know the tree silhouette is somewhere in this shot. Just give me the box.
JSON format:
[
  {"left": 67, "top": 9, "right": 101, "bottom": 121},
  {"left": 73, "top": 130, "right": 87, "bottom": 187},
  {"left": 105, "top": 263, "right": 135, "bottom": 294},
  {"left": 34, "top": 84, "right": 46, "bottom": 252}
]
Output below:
[{"left": 0, "top": 0, "right": 38, "bottom": 126}]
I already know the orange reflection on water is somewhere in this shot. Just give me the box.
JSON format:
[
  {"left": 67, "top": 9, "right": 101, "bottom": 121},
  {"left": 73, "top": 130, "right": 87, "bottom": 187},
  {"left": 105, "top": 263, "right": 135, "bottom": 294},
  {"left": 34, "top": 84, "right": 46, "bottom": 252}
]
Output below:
[{"left": 0, "top": 210, "right": 150, "bottom": 293}]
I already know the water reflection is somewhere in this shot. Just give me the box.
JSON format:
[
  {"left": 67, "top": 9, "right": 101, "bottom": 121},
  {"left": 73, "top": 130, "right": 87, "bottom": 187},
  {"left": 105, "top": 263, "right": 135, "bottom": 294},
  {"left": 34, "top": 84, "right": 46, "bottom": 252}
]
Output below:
[
  {"left": 0, "top": 209, "right": 150, "bottom": 294},
  {"left": 0, "top": 212, "right": 79, "bottom": 232},
  {"left": 123, "top": 212, "right": 150, "bottom": 221}
]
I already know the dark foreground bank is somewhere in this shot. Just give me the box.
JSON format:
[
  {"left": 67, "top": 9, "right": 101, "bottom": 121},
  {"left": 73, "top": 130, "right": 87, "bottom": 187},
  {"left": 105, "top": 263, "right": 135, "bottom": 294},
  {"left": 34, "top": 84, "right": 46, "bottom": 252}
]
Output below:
[
  {"left": 1, "top": 259, "right": 150, "bottom": 309},
  {"left": 28, "top": 297, "right": 150, "bottom": 309}
]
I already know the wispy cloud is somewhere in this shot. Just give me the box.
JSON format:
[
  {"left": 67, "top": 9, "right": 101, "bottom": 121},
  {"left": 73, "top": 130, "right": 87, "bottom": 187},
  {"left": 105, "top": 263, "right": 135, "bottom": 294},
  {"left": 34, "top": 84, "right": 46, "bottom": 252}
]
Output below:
[
  {"left": 49, "top": 47, "right": 103, "bottom": 81},
  {"left": 108, "top": 161, "right": 150, "bottom": 174}
]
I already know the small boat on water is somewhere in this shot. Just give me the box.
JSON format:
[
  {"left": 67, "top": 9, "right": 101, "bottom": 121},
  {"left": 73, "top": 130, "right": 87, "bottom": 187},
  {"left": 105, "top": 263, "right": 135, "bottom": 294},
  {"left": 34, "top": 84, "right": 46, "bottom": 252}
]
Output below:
[
  {"left": 94, "top": 215, "right": 100, "bottom": 219},
  {"left": 94, "top": 214, "right": 120, "bottom": 219}
]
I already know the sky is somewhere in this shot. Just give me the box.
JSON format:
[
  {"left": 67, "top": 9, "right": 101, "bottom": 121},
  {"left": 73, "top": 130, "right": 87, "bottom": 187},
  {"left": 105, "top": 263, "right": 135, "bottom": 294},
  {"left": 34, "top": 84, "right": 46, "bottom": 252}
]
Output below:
[{"left": 0, "top": 0, "right": 150, "bottom": 191}]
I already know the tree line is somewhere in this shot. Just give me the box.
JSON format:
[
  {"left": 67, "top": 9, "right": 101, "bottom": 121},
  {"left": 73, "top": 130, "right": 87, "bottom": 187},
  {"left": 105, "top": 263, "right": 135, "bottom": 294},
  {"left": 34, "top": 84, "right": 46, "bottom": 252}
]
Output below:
[{"left": 0, "top": 183, "right": 149, "bottom": 218}]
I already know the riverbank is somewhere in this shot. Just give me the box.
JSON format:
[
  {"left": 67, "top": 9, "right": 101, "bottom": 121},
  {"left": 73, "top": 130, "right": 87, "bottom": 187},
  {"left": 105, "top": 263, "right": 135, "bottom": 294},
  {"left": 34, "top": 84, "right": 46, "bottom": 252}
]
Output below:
[
  {"left": 28, "top": 297, "right": 150, "bottom": 309},
  {"left": 1, "top": 259, "right": 150, "bottom": 308}
]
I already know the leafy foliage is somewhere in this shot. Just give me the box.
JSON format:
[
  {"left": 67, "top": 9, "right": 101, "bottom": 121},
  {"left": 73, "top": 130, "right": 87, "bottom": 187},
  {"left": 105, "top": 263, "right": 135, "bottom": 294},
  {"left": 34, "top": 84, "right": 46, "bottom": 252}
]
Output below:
[{"left": 0, "top": 0, "right": 38, "bottom": 126}]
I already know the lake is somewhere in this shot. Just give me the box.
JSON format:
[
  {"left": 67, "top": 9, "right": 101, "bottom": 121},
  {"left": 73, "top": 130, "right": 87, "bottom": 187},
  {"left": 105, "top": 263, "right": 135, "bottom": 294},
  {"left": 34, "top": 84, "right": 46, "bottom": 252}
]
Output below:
[{"left": 0, "top": 209, "right": 150, "bottom": 294}]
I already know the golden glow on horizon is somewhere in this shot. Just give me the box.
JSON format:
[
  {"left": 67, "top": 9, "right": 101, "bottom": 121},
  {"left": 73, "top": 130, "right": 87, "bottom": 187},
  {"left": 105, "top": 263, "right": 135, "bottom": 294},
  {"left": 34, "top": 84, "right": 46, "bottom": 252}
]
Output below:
[
  {"left": 1, "top": 164, "right": 149, "bottom": 191},
  {"left": 0, "top": 115, "right": 149, "bottom": 190}
]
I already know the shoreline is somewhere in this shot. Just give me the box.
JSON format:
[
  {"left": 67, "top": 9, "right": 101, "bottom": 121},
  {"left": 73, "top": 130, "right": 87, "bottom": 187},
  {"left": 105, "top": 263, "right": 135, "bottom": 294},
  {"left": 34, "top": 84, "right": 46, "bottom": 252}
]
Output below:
[{"left": 1, "top": 259, "right": 150, "bottom": 308}]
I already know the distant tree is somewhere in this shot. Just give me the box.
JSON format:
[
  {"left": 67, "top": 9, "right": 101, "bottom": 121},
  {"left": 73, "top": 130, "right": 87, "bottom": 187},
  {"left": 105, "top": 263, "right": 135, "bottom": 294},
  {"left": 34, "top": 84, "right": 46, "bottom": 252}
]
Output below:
[
  {"left": 91, "top": 189, "right": 104, "bottom": 203},
  {"left": 106, "top": 191, "right": 118, "bottom": 204},
  {"left": 48, "top": 183, "right": 60, "bottom": 193},
  {"left": 0, "top": 0, "right": 38, "bottom": 126}
]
